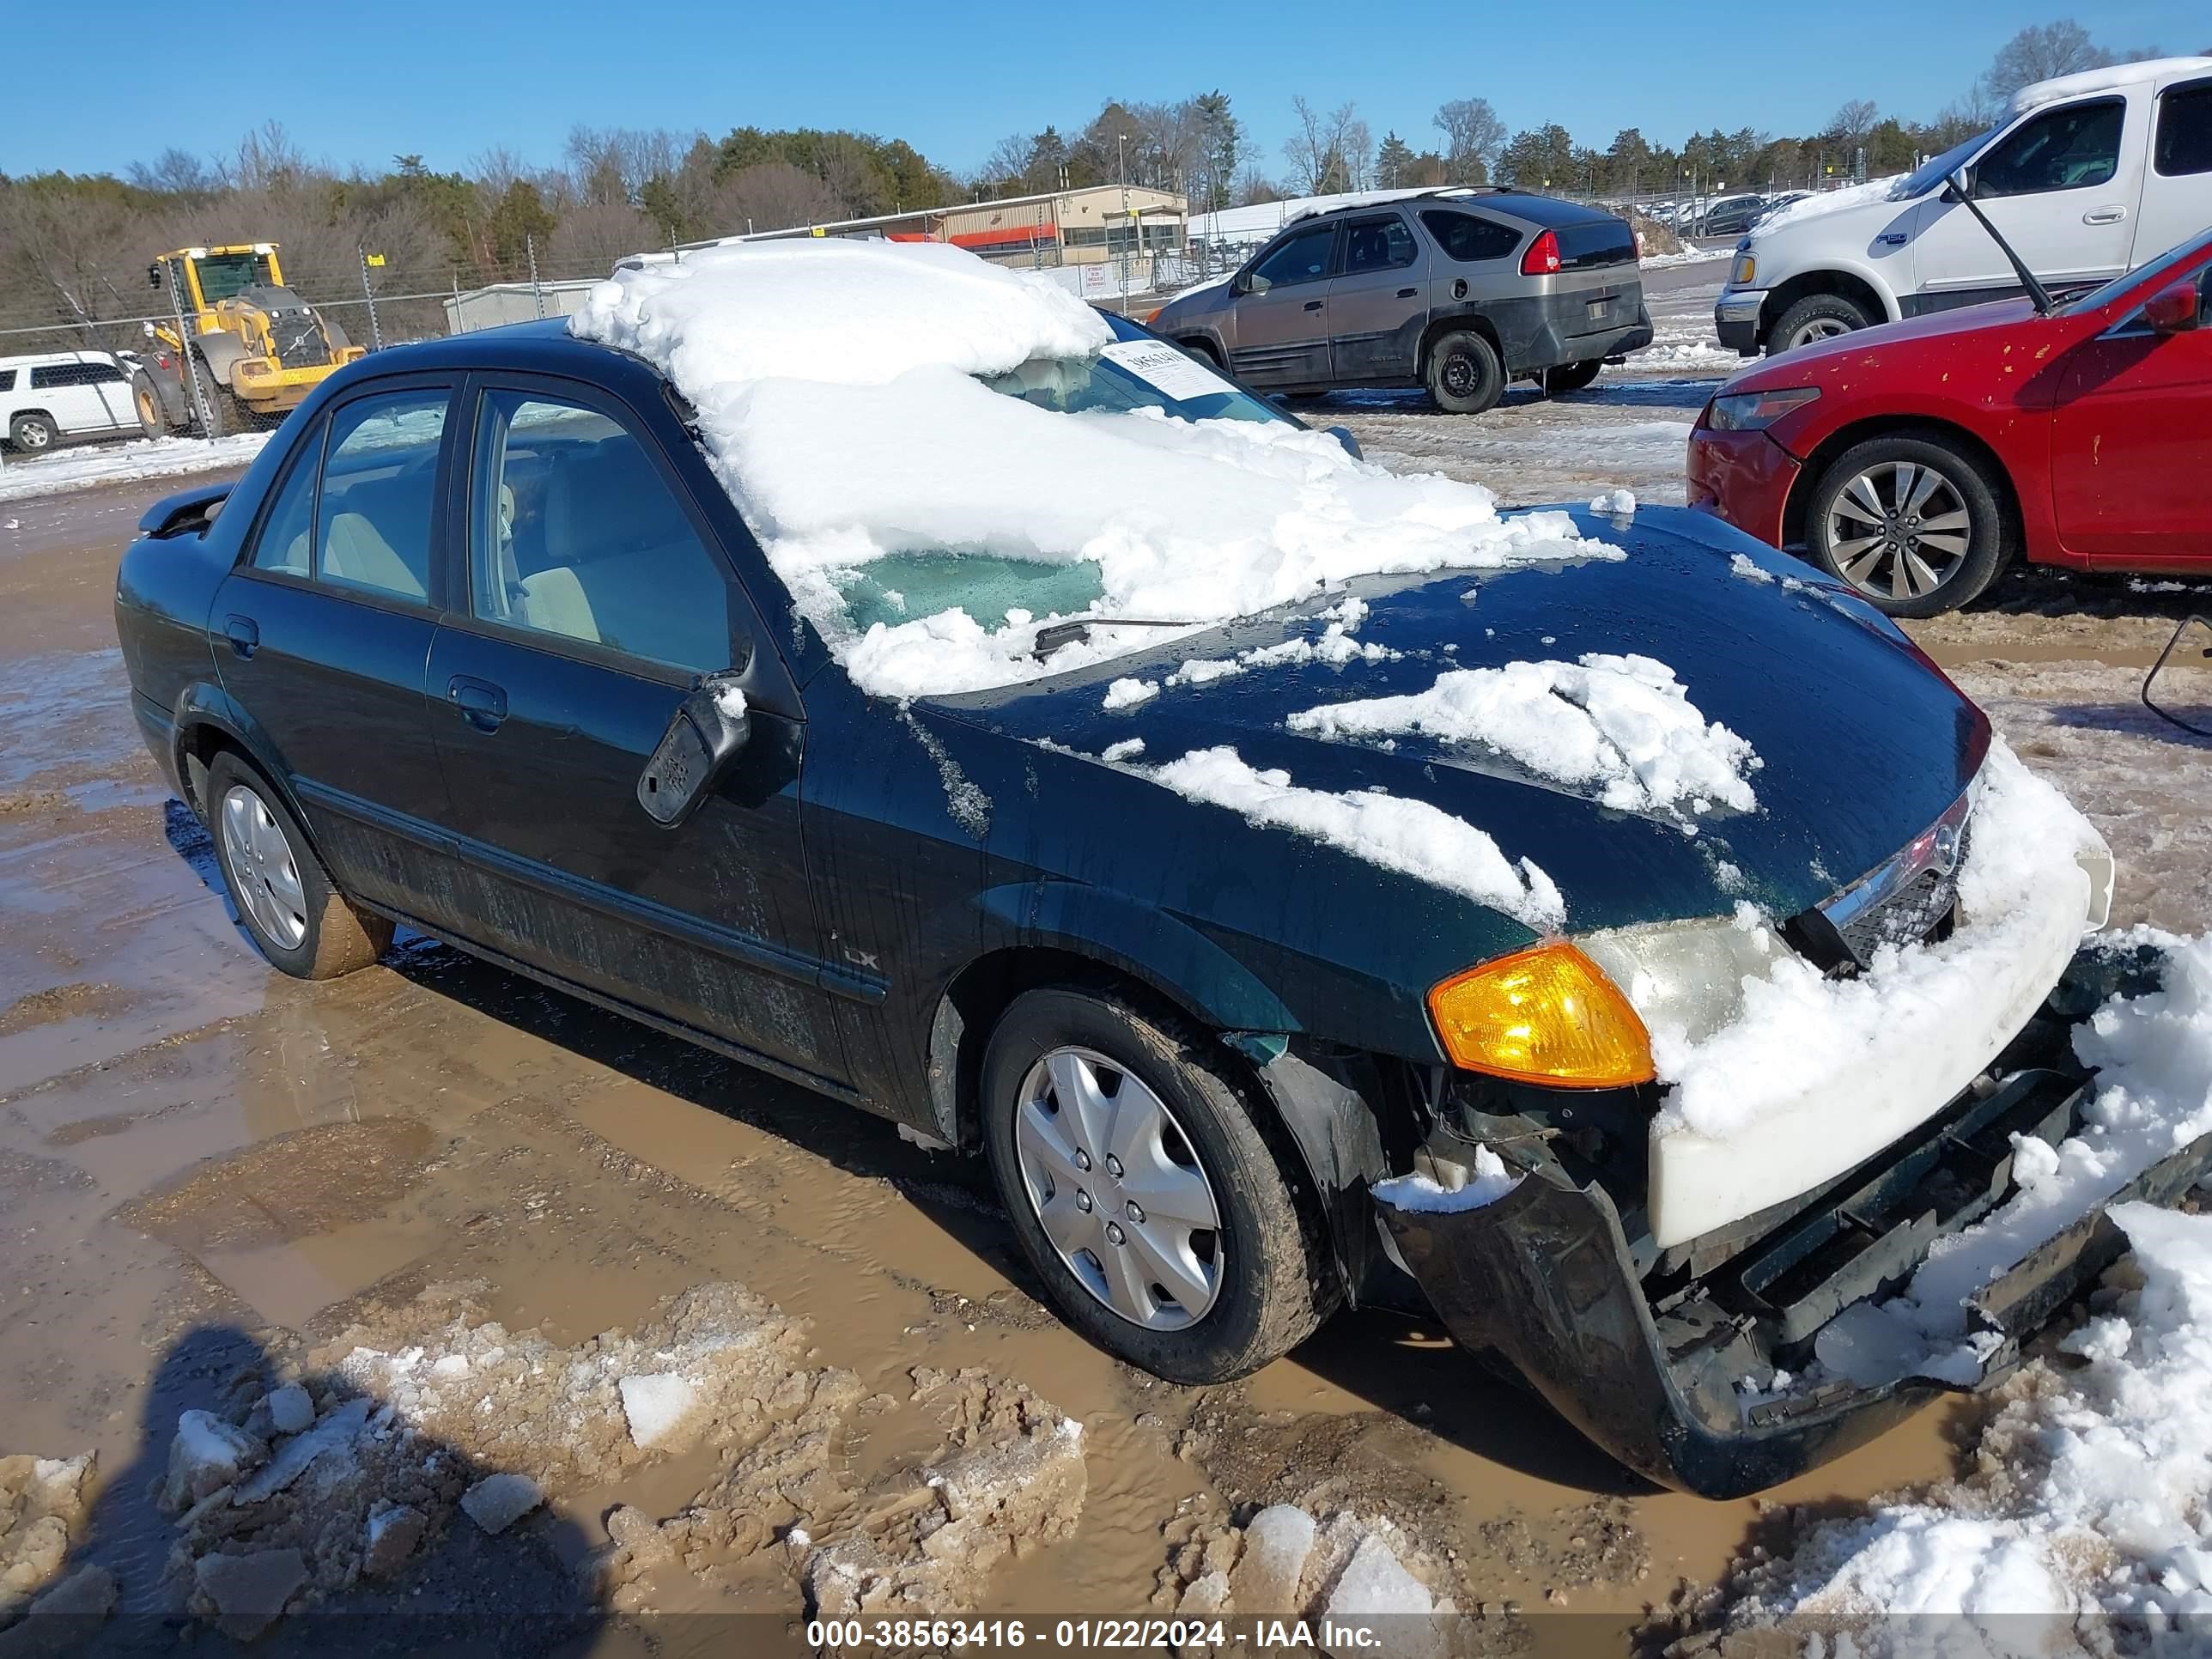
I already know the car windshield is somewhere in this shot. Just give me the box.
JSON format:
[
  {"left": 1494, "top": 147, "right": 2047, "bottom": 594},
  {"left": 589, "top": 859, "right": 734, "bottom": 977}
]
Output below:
[
  {"left": 2054, "top": 230, "right": 2212, "bottom": 316},
  {"left": 1895, "top": 127, "right": 2003, "bottom": 198}
]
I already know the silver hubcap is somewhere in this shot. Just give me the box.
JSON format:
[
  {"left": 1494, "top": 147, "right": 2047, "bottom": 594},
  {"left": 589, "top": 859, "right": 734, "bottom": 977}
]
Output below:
[
  {"left": 1790, "top": 317, "right": 1854, "bottom": 349},
  {"left": 1824, "top": 460, "right": 1973, "bottom": 602},
  {"left": 219, "top": 784, "right": 308, "bottom": 950},
  {"left": 18, "top": 423, "right": 50, "bottom": 449},
  {"left": 1013, "top": 1047, "right": 1224, "bottom": 1329}
]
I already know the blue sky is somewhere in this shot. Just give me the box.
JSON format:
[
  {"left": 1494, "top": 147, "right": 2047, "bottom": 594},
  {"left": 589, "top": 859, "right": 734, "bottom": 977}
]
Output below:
[{"left": 5, "top": 0, "right": 2203, "bottom": 183}]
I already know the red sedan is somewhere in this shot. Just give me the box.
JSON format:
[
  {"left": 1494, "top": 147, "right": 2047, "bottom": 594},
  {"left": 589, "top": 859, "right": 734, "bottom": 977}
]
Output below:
[{"left": 1687, "top": 230, "right": 2212, "bottom": 616}]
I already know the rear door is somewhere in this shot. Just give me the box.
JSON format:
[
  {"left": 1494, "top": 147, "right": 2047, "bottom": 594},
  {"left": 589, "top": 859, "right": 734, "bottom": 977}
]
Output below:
[
  {"left": 1910, "top": 94, "right": 2142, "bottom": 307},
  {"left": 423, "top": 376, "right": 850, "bottom": 1087},
  {"left": 210, "top": 379, "right": 460, "bottom": 915},
  {"left": 27, "top": 362, "right": 112, "bottom": 434},
  {"left": 2048, "top": 252, "right": 2212, "bottom": 562},
  {"left": 83, "top": 359, "right": 137, "bottom": 430},
  {"left": 1224, "top": 220, "right": 1339, "bottom": 386},
  {"left": 1326, "top": 212, "right": 1428, "bottom": 382},
  {"left": 2137, "top": 74, "right": 2212, "bottom": 264}
]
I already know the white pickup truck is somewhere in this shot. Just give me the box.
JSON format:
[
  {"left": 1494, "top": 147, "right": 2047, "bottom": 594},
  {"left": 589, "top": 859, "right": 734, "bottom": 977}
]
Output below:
[{"left": 1717, "top": 56, "right": 2212, "bottom": 356}]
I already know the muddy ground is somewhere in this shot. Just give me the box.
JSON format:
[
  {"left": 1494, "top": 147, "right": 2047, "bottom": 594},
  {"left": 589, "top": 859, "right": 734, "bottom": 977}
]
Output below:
[{"left": 3, "top": 285, "right": 2211, "bottom": 1650}]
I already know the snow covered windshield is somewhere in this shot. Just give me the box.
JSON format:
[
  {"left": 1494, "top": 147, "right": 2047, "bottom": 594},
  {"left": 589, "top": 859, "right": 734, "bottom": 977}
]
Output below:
[{"left": 573, "top": 240, "right": 1619, "bottom": 700}]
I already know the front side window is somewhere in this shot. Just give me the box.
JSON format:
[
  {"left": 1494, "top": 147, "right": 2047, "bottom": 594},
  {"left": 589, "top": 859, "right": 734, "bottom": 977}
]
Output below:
[
  {"left": 1977, "top": 99, "right": 2124, "bottom": 197},
  {"left": 468, "top": 391, "right": 732, "bottom": 673},
  {"left": 1247, "top": 223, "right": 1335, "bottom": 290},
  {"left": 1421, "top": 210, "right": 1522, "bottom": 263},
  {"left": 1341, "top": 216, "right": 1418, "bottom": 273},
  {"left": 315, "top": 391, "right": 448, "bottom": 602},
  {"left": 2156, "top": 80, "right": 2212, "bottom": 177}
]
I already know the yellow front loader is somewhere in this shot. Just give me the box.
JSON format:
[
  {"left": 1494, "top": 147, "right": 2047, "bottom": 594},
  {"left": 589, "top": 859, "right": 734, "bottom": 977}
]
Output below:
[{"left": 144, "top": 243, "right": 365, "bottom": 435}]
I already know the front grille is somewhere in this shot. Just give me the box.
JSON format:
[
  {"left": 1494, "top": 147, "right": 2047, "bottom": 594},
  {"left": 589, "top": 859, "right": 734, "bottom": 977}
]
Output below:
[
  {"left": 1785, "top": 794, "right": 1973, "bottom": 975},
  {"left": 270, "top": 310, "right": 331, "bottom": 370},
  {"left": 1833, "top": 822, "right": 1969, "bottom": 963}
]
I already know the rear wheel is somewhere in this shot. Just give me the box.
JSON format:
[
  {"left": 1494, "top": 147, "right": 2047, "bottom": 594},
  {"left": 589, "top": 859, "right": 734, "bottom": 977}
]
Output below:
[
  {"left": 8, "top": 412, "right": 57, "bottom": 453},
  {"left": 1541, "top": 359, "right": 1603, "bottom": 394},
  {"left": 1425, "top": 329, "right": 1504, "bottom": 415},
  {"left": 1805, "top": 434, "right": 2010, "bottom": 617},
  {"left": 1768, "top": 293, "right": 1874, "bottom": 354},
  {"left": 205, "top": 752, "right": 392, "bottom": 979},
  {"left": 981, "top": 987, "right": 1335, "bottom": 1383}
]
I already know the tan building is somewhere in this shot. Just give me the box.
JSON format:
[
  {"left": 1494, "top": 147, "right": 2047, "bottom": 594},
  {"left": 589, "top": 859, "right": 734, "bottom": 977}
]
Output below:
[{"left": 709, "top": 184, "right": 1187, "bottom": 268}]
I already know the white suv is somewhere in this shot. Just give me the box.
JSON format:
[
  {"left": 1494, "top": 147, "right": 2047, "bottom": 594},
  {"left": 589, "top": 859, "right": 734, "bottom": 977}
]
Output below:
[
  {"left": 1717, "top": 56, "right": 2212, "bottom": 355},
  {"left": 1, "top": 351, "right": 157, "bottom": 453}
]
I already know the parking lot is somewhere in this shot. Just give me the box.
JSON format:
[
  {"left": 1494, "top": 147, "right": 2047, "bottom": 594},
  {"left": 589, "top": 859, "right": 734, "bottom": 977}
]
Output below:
[{"left": 3, "top": 248, "right": 2209, "bottom": 1648}]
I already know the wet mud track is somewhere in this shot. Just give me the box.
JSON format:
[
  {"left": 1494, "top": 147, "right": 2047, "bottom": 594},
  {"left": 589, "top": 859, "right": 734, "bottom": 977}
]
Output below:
[{"left": 2, "top": 459, "right": 2209, "bottom": 1648}]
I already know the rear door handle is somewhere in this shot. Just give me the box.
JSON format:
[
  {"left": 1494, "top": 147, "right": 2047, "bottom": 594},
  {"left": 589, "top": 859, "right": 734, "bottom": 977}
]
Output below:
[
  {"left": 2083, "top": 205, "right": 2127, "bottom": 225},
  {"left": 222, "top": 614, "right": 258, "bottom": 659},
  {"left": 1303, "top": 300, "right": 1325, "bottom": 311},
  {"left": 447, "top": 674, "right": 507, "bottom": 732},
  {"left": 1396, "top": 287, "right": 1419, "bottom": 299}
]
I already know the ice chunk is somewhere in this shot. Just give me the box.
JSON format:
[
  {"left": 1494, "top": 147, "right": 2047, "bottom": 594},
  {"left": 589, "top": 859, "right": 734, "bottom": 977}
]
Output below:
[
  {"left": 264, "top": 1384, "right": 315, "bottom": 1436},
  {"left": 1589, "top": 487, "right": 1636, "bottom": 516},
  {"left": 1229, "top": 1504, "right": 1316, "bottom": 1614},
  {"left": 161, "top": 1412, "right": 265, "bottom": 1512},
  {"left": 618, "top": 1372, "right": 702, "bottom": 1452},
  {"left": 1372, "top": 1146, "right": 1522, "bottom": 1214},
  {"left": 362, "top": 1504, "right": 427, "bottom": 1578},
  {"left": 194, "top": 1547, "right": 306, "bottom": 1641},
  {"left": 1103, "top": 678, "right": 1159, "bottom": 711},
  {"left": 1325, "top": 1531, "right": 1435, "bottom": 1618},
  {"left": 232, "top": 1398, "right": 370, "bottom": 1506},
  {"left": 459, "top": 1471, "right": 541, "bottom": 1535}
]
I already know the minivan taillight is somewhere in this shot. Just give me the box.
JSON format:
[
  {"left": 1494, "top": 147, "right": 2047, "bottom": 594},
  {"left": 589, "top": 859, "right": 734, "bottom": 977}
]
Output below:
[{"left": 1520, "top": 229, "right": 1561, "bottom": 276}]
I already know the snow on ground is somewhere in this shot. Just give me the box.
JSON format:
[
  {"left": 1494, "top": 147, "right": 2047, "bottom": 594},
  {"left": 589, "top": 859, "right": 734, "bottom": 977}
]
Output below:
[
  {"left": 1632, "top": 326, "right": 1745, "bottom": 374},
  {"left": 0, "top": 433, "right": 270, "bottom": 504},
  {"left": 1285, "top": 653, "right": 1759, "bottom": 819},
  {"left": 571, "top": 240, "right": 1621, "bottom": 702},
  {"left": 1143, "top": 745, "right": 1565, "bottom": 933},
  {"left": 1639, "top": 246, "right": 1735, "bottom": 269}
]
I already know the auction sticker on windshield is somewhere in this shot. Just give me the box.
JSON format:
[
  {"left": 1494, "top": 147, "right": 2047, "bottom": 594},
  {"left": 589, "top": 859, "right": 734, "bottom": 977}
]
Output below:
[{"left": 1101, "top": 338, "right": 1237, "bottom": 404}]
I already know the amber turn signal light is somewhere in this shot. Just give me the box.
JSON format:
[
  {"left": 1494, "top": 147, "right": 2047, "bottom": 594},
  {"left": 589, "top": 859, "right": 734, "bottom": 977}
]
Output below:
[{"left": 1428, "top": 941, "right": 1656, "bottom": 1088}]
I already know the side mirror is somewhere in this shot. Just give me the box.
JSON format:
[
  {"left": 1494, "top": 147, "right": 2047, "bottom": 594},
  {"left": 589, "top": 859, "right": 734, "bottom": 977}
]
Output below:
[
  {"left": 2143, "top": 276, "right": 2203, "bottom": 337},
  {"left": 1326, "top": 424, "right": 1362, "bottom": 460},
  {"left": 1940, "top": 164, "right": 1977, "bottom": 204},
  {"left": 638, "top": 671, "right": 750, "bottom": 828},
  {"left": 147, "top": 264, "right": 163, "bottom": 290},
  {"left": 1243, "top": 272, "right": 1272, "bottom": 295}
]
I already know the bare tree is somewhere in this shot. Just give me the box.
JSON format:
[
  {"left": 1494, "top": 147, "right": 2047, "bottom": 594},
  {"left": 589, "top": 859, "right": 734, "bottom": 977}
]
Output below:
[
  {"left": 1433, "top": 97, "right": 1506, "bottom": 185},
  {"left": 1282, "top": 98, "right": 1360, "bottom": 196},
  {"left": 544, "top": 198, "right": 658, "bottom": 276},
  {"left": 1827, "top": 99, "right": 1881, "bottom": 148},
  {"left": 711, "top": 162, "right": 848, "bottom": 236},
  {"left": 128, "top": 149, "right": 221, "bottom": 198},
  {"left": 231, "top": 122, "right": 309, "bottom": 192},
  {"left": 1984, "top": 20, "right": 2111, "bottom": 100},
  {"left": 1343, "top": 117, "right": 1375, "bottom": 190}
]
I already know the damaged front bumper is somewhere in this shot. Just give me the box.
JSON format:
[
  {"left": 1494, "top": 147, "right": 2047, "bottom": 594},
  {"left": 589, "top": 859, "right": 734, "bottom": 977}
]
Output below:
[{"left": 1375, "top": 954, "right": 2212, "bottom": 1498}]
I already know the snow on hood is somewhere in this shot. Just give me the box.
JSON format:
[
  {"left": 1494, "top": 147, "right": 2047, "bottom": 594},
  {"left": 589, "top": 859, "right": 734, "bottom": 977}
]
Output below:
[
  {"left": 570, "top": 240, "right": 1620, "bottom": 702},
  {"left": 1753, "top": 175, "right": 1910, "bottom": 233}
]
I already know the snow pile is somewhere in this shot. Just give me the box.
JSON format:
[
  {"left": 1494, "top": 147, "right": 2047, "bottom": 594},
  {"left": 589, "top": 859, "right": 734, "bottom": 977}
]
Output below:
[
  {"left": 1653, "top": 739, "right": 2103, "bottom": 1141},
  {"left": 1147, "top": 747, "right": 1564, "bottom": 932},
  {"left": 571, "top": 240, "right": 1620, "bottom": 701},
  {"left": 1372, "top": 1146, "right": 1523, "bottom": 1214},
  {"left": 1753, "top": 175, "right": 1910, "bottom": 233},
  {"left": 1287, "top": 653, "right": 1760, "bottom": 819},
  {"left": 0, "top": 432, "right": 271, "bottom": 505},
  {"left": 0, "top": 1454, "right": 98, "bottom": 1628},
  {"left": 1151, "top": 1498, "right": 1459, "bottom": 1657},
  {"left": 1589, "top": 487, "right": 1636, "bottom": 515}
]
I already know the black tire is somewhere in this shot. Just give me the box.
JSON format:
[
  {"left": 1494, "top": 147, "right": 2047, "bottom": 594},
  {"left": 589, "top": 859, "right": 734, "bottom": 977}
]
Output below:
[
  {"left": 1541, "top": 359, "right": 1603, "bottom": 394},
  {"left": 190, "top": 355, "right": 252, "bottom": 438},
  {"left": 130, "top": 372, "right": 163, "bottom": 440},
  {"left": 1804, "top": 434, "right": 2011, "bottom": 618},
  {"left": 1179, "top": 336, "right": 1223, "bottom": 368},
  {"left": 204, "top": 751, "right": 392, "bottom": 979},
  {"left": 1424, "top": 329, "right": 1504, "bottom": 415},
  {"left": 8, "top": 411, "right": 57, "bottom": 453},
  {"left": 980, "top": 987, "right": 1337, "bottom": 1383},
  {"left": 1767, "top": 293, "right": 1875, "bottom": 355}
]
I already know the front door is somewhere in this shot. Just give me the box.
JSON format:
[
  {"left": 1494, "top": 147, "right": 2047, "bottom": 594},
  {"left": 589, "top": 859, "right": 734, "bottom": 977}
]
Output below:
[
  {"left": 424, "top": 379, "right": 849, "bottom": 1086},
  {"left": 210, "top": 380, "right": 459, "bottom": 915},
  {"left": 1327, "top": 212, "right": 1428, "bottom": 382},
  {"left": 1911, "top": 95, "right": 2142, "bottom": 307},
  {"left": 2049, "top": 261, "right": 2212, "bottom": 562},
  {"left": 1225, "top": 221, "right": 1339, "bottom": 386}
]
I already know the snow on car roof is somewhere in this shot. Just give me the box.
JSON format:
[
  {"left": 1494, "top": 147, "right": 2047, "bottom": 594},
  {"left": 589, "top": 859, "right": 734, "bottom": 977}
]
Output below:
[
  {"left": 570, "top": 239, "right": 1619, "bottom": 703},
  {"left": 2014, "top": 54, "right": 2212, "bottom": 111}
]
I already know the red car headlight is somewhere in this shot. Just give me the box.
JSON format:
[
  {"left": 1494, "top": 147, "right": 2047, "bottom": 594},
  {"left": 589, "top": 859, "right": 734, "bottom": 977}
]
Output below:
[{"left": 1705, "top": 387, "right": 1820, "bottom": 431}]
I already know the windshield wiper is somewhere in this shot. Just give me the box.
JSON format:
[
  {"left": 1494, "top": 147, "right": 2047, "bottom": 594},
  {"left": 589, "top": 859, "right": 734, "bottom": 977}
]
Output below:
[{"left": 1032, "top": 617, "right": 1202, "bottom": 657}]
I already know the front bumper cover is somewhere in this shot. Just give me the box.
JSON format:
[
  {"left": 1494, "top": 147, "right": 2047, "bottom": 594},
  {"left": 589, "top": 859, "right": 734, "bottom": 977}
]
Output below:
[
  {"left": 1375, "top": 951, "right": 2212, "bottom": 1498},
  {"left": 1714, "top": 287, "right": 1765, "bottom": 356}
]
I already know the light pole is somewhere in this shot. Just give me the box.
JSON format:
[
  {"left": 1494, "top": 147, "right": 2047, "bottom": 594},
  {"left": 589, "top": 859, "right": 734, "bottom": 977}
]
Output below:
[{"left": 1117, "top": 132, "right": 1131, "bottom": 311}]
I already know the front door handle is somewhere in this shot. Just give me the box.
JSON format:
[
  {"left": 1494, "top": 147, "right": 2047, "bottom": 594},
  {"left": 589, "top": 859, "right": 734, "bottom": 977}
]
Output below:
[
  {"left": 1397, "top": 287, "right": 1419, "bottom": 299},
  {"left": 2083, "top": 205, "right": 2128, "bottom": 225},
  {"left": 1303, "top": 300, "right": 1325, "bottom": 311},
  {"left": 447, "top": 674, "right": 507, "bottom": 733},
  {"left": 222, "top": 614, "right": 258, "bottom": 659}
]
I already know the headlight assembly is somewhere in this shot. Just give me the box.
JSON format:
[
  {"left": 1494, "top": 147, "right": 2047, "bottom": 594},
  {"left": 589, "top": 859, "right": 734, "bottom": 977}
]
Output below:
[{"left": 1706, "top": 386, "right": 1820, "bottom": 432}]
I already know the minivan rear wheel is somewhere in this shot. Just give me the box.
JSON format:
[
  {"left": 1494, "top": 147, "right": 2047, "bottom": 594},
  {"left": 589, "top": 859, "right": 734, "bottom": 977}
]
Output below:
[
  {"left": 980, "top": 987, "right": 1335, "bottom": 1383},
  {"left": 205, "top": 751, "right": 392, "bottom": 978},
  {"left": 1804, "top": 434, "right": 2010, "bottom": 617},
  {"left": 1425, "top": 330, "right": 1504, "bottom": 415}
]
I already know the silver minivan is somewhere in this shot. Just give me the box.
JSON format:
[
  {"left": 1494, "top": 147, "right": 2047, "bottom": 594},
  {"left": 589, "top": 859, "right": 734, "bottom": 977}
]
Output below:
[{"left": 1148, "top": 188, "right": 1653, "bottom": 415}]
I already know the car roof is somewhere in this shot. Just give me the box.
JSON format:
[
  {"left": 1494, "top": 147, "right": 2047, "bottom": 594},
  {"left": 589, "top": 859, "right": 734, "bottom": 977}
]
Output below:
[
  {"left": 1296, "top": 189, "right": 1616, "bottom": 232},
  {"left": 0, "top": 349, "right": 123, "bottom": 368},
  {"left": 335, "top": 317, "right": 641, "bottom": 378}
]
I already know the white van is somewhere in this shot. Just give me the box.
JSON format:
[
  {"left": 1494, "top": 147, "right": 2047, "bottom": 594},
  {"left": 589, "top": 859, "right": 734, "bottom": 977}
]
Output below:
[
  {"left": 0, "top": 351, "right": 157, "bottom": 453},
  {"left": 1717, "top": 56, "right": 2212, "bottom": 355}
]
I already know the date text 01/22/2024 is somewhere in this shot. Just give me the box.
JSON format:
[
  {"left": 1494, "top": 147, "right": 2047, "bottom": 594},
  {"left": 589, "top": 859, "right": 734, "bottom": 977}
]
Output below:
[{"left": 806, "top": 1616, "right": 1396, "bottom": 1649}]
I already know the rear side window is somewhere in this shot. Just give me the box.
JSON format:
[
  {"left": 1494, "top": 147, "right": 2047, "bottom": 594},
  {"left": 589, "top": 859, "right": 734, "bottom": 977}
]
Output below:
[
  {"left": 1247, "top": 223, "right": 1335, "bottom": 289},
  {"left": 30, "top": 362, "right": 120, "bottom": 388},
  {"left": 1420, "top": 210, "right": 1522, "bottom": 263},
  {"left": 2156, "top": 79, "right": 2212, "bottom": 176},
  {"left": 315, "top": 391, "right": 448, "bottom": 602},
  {"left": 1341, "top": 216, "right": 1418, "bottom": 273},
  {"left": 1978, "top": 98, "right": 2124, "bottom": 196}
]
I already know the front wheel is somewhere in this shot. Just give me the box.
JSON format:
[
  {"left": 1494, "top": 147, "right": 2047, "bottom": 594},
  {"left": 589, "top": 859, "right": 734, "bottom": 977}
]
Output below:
[
  {"left": 981, "top": 988, "right": 1336, "bottom": 1383},
  {"left": 131, "top": 372, "right": 163, "bottom": 439},
  {"left": 1425, "top": 329, "right": 1504, "bottom": 415},
  {"left": 1804, "top": 434, "right": 2011, "bottom": 617},
  {"left": 1767, "top": 293, "right": 1874, "bottom": 354},
  {"left": 206, "top": 752, "right": 392, "bottom": 978}
]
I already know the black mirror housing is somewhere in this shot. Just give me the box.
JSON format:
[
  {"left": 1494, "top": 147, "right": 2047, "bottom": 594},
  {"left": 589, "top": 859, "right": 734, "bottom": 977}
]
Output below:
[
  {"left": 1327, "top": 424, "right": 1362, "bottom": 460},
  {"left": 638, "top": 672, "right": 751, "bottom": 828}
]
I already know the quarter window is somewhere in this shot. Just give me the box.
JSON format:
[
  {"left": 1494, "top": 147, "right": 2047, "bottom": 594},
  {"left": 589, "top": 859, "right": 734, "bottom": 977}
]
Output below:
[
  {"left": 467, "top": 391, "right": 732, "bottom": 673},
  {"left": 1247, "top": 223, "right": 1336, "bottom": 290},
  {"left": 1341, "top": 216, "right": 1418, "bottom": 273},
  {"left": 0, "top": 369, "right": 15, "bottom": 392},
  {"left": 249, "top": 429, "right": 320, "bottom": 576},
  {"left": 2156, "top": 80, "right": 2212, "bottom": 177},
  {"left": 1976, "top": 98, "right": 2124, "bottom": 197},
  {"left": 1420, "top": 210, "right": 1522, "bottom": 263}
]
